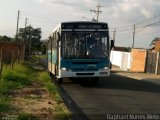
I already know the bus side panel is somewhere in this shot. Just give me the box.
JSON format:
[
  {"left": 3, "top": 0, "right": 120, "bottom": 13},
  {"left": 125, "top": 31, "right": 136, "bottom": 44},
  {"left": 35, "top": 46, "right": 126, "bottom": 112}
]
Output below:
[{"left": 48, "top": 40, "right": 52, "bottom": 72}]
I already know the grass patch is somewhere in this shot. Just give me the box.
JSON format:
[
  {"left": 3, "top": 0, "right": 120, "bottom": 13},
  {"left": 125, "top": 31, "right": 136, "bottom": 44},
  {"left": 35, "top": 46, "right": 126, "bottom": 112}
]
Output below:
[
  {"left": 0, "top": 62, "right": 71, "bottom": 119},
  {"left": 1, "top": 63, "right": 33, "bottom": 87},
  {"left": 38, "top": 72, "right": 71, "bottom": 119},
  {"left": 54, "top": 112, "right": 71, "bottom": 120},
  {"left": 18, "top": 113, "right": 37, "bottom": 120},
  {"left": 2, "top": 71, "right": 30, "bottom": 85},
  {"left": 0, "top": 81, "right": 22, "bottom": 95},
  {"left": 0, "top": 63, "right": 35, "bottom": 113},
  {"left": 38, "top": 72, "right": 63, "bottom": 104},
  {"left": 0, "top": 95, "right": 10, "bottom": 112}
]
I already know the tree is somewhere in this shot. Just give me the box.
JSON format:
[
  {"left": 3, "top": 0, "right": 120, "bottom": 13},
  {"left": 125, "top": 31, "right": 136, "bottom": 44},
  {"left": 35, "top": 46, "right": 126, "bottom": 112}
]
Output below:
[
  {"left": 41, "top": 41, "right": 47, "bottom": 54},
  {"left": 0, "top": 35, "right": 13, "bottom": 42},
  {"left": 17, "top": 25, "right": 41, "bottom": 55},
  {"left": 150, "top": 37, "right": 160, "bottom": 47}
]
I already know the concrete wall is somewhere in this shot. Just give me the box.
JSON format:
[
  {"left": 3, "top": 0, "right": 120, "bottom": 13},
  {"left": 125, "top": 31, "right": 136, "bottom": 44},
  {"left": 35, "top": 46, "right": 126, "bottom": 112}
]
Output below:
[{"left": 110, "top": 50, "right": 131, "bottom": 70}]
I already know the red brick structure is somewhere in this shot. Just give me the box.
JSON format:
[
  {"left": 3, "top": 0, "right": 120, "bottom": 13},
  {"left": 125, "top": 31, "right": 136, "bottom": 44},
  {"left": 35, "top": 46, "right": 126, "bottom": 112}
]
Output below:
[
  {"left": 0, "top": 42, "right": 24, "bottom": 63},
  {"left": 130, "top": 48, "right": 147, "bottom": 72}
]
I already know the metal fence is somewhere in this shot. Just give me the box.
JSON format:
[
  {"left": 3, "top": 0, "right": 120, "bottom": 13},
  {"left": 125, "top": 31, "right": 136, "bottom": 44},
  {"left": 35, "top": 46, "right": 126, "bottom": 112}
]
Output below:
[{"left": 146, "top": 52, "right": 160, "bottom": 75}]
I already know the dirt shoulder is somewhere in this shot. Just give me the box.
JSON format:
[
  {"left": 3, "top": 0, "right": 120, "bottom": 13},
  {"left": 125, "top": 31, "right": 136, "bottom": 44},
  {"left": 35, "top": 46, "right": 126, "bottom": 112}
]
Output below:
[
  {"left": 10, "top": 81, "right": 56, "bottom": 119},
  {"left": 0, "top": 63, "right": 71, "bottom": 120}
]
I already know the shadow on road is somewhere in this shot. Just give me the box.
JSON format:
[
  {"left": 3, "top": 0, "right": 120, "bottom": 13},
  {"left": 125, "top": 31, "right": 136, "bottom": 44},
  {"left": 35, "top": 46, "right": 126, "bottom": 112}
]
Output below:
[
  {"left": 58, "top": 73, "right": 160, "bottom": 94},
  {"left": 75, "top": 74, "right": 160, "bottom": 94}
]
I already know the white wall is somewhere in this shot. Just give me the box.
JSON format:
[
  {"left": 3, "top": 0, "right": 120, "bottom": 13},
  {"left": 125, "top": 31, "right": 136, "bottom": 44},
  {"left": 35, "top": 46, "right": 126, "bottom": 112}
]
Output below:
[{"left": 110, "top": 50, "right": 131, "bottom": 70}]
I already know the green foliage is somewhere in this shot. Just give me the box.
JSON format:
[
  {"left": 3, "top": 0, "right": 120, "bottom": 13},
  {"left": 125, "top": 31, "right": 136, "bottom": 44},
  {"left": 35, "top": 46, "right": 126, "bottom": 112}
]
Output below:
[
  {"left": 0, "top": 64, "right": 32, "bottom": 96},
  {"left": 2, "top": 64, "right": 31, "bottom": 85},
  {"left": 3, "top": 71, "right": 28, "bottom": 84},
  {"left": 41, "top": 42, "right": 47, "bottom": 54},
  {"left": 0, "top": 95, "right": 9, "bottom": 112},
  {"left": 0, "top": 81, "right": 22, "bottom": 95},
  {"left": 54, "top": 111, "right": 71, "bottom": 120},
  {"left": 18, "top": 113, "right": 36, "bottom": 120},
  {"left": 0, "top": 63, "right": 34, "bottom": 113},
  {"left": 17, "top": 25, "right": 42, "bottom": 54},
  {"left": 38, "top": 72, "right": 63, "bottom": 104},
  {"left": 0, "top": 35, "right": 14, "bottom": 42},
  {"left": 54, "top": 93, "right": 63, "bottom": 104},
  {"left": 46, "top": 83, "right": 58, "bottom": 94},
  {"left": 38, "top": 72, "right": 51, "bottom": 82}
]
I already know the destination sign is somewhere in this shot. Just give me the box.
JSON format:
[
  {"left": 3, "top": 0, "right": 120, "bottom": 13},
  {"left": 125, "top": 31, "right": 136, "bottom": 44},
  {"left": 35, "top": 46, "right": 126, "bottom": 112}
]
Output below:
[{"left": 62, "top": 23, "right": 108, "bottom": 29}]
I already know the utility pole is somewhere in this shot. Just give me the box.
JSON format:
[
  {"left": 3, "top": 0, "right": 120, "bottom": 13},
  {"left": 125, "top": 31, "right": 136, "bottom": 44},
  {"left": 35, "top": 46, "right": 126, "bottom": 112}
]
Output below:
[
  {"left": 90, "top": 3, "right": 102, "bottom": 22},
  {"left": 25, "top": 18, "right": 28, "bottom": 29},
  {"left": 22, "top": 18, "right": 28, "bottom": 61},
  {"left": 29, "top": 27, "right": 32, "bottom": 57},
  {"left": 24, "top": 18, "right": 28, "bottom": 43},
  {"left": 132, "top": 25, "right": 135, "bottom": 48},
  {"left": 16, "top": 10, "right": 20, "bottom": 41},
  {"left": 113, "top": 28, "right": 116, "bottom": 44}
]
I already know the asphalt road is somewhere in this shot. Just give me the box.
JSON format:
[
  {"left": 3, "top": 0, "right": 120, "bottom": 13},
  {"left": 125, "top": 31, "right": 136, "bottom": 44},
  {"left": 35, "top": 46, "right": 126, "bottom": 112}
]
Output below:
[{"left": 57, "top": 72, "right": 160, "bottom": 120}]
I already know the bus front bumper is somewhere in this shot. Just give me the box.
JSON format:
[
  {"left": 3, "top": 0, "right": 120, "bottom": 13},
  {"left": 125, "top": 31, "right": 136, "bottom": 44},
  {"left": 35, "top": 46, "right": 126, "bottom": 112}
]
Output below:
[{"left": 58, "top": 69, "right": 110, "bottom": 78}]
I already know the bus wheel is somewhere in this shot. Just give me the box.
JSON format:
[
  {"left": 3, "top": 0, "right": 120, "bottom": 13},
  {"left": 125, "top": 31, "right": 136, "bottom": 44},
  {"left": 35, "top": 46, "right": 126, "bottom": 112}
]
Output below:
[
  {"left": 91, "top": 77, "right": 99, "bottom": 85},
  {"left": 58, "top": 78, "right": 63, "bottom": 84}
]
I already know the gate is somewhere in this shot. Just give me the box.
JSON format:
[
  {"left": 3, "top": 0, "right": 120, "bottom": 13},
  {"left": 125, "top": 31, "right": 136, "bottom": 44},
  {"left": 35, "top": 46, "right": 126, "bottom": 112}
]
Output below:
[
  {"left": 120, "top": 53, "right": 129, "bottom": 71},
  {"left": 156, "top": 52, "right": 160, "bottom": 75},
  {"left": 146, "top": 51, "right": 158, "bottom": 74}
]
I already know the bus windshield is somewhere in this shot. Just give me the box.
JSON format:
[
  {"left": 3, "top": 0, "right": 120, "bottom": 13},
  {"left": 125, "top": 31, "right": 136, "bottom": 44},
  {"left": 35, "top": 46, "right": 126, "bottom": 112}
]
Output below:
[{"left": 62, "top": 31, "right": 109, "bottom": 59}]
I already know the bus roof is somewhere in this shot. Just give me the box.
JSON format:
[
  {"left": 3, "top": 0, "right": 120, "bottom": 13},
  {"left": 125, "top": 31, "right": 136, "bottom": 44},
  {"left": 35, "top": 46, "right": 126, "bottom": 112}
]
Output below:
[
  {"left": 48, "top": 21, "right": 108, "bottom": 39},
  {"left": 61, "top": 21, "right": 108, "bottom": 24}
]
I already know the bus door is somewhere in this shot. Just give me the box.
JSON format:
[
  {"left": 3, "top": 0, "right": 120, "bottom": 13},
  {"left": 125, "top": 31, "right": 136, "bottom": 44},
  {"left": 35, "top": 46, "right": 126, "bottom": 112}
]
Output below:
[{"left": 56, "top": 32, "right": 60, "bottom": 76}]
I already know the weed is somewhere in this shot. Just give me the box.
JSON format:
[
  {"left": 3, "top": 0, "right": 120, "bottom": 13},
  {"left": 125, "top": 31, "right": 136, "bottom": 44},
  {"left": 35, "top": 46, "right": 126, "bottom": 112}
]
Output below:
[
  {"left": 38, "top": 72, "right": 51, "bottom": 82},
  {"left": 18, "top": 113, "right": 37, "bottom": 120},
  {"left": 54, "top": 111, "right": 71, "bottom": 120},
  {"left": 0, "top": 81, "right": 22, "bottom": 95},
  {"left": 0, "top": 95, "right": 9, "bottom": 112},
  {"left": 54, "top": 93, "right": 63, "bottom": 104}
]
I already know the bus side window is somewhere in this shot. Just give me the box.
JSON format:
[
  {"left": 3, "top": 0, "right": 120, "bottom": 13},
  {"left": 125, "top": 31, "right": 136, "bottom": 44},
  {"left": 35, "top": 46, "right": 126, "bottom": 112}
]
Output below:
[{"left": 57, "top": 32, "right": 60, "bottom": 41}]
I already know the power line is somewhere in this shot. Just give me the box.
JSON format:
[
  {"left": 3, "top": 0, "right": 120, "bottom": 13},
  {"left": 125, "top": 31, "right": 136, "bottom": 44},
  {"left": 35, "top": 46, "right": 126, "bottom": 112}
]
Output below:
[
  {"left": 135, "top": 14, "right": 160, "bottom": 26},
  {"left": 90, "top": 3, "right": 102, "bottom": 22},
  {"left": 21, "top": 11, "right": 55, "bottom": 24},
  {"left": 111, "top": 14, "right": 160, "bottom": 30}
]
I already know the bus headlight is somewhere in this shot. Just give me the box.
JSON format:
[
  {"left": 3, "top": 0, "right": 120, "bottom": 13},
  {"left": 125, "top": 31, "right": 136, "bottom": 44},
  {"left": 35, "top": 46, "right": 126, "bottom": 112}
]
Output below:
[
  {"left": 61, "top": 67, "right": 70, "bottom": 71},
  {"left": 100, "top": 67, "right": 108, "bottom": 71},
  {"left": 104, "top": 67, "right": 108, "bottom": 70},
  {"left": 62, "top": 67, "right": 67, "bottom": 71}
]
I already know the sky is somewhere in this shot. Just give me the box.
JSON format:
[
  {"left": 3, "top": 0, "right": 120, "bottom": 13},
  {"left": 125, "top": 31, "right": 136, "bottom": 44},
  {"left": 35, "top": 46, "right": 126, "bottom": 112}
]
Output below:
[{"left": 0, "top": 0, "right": 160, "bottom": 48}]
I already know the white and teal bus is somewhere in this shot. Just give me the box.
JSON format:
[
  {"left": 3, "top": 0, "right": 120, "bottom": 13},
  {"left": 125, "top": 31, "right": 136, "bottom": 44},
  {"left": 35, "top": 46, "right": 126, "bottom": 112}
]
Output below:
[{"left": 48, "top": 21, "right": 113, "bottom": 83}]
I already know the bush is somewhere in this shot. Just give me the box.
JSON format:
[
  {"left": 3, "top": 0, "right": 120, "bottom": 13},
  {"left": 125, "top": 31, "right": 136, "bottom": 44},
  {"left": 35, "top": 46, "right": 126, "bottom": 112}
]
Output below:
[
  {"left": 2, "top": 64, "right": 31, "bottom": 85},
  {"left": 38, "top": 72, "right": 51, "bottom": 82},
  {"left": 0, "top": 63, "right": 32, "bottom": 96},
  {"left": 0, "top": 81, "right": 22, "bottom": 95},
  {"left": 0, "top": 95, "right": 9, "bottom": 112}
]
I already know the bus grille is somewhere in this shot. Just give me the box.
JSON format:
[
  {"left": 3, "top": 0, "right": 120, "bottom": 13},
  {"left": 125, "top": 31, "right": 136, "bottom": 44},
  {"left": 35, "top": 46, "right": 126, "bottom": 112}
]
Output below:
[{"left": 76, "top": 73, "right": 95, "bottom": 76}]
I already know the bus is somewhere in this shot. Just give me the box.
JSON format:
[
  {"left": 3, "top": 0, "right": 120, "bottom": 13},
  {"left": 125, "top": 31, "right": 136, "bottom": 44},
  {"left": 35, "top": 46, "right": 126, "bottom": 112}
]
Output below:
[{"left": 48, "top": 21, "right": 113, "bottom": 83}]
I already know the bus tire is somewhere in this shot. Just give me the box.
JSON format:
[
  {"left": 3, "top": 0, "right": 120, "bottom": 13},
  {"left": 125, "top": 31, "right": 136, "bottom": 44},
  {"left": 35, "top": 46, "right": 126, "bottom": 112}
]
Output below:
[
  {"left": 58, "top": 78, "right": 63, "bottom": 84},
  {"left": 91, "top": 77, "right": 99, "bottom": 85}
]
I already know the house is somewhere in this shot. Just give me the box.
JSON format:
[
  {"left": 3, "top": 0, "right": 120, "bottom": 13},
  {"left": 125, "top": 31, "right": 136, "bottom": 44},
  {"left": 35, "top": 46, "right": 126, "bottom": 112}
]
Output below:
[
  {"left": 155, "top": 40, "right": 160, "bottom": 52},
  {"left": 113, "top": 46, "right": 131, "bottom": 52}
]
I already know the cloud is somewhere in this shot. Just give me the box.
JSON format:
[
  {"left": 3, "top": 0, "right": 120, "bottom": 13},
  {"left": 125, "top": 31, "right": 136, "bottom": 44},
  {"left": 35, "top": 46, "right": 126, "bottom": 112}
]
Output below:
[{"left": 1, "top": 0, "right": 160, "bottom": 48}]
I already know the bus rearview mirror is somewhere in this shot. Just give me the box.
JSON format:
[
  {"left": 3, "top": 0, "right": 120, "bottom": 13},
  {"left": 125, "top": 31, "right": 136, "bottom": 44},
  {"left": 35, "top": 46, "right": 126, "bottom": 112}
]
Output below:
[{"left": 110, "top": 40, "right": 114, "bottom": 50}]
